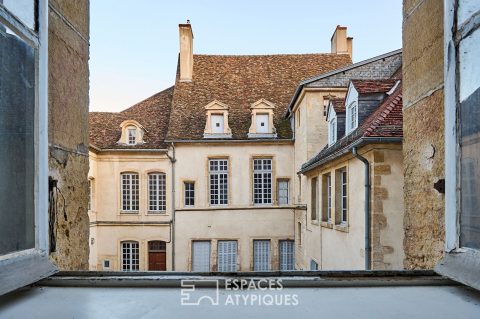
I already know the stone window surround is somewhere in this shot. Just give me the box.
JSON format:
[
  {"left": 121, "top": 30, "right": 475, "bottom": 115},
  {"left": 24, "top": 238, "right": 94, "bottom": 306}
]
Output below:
[
  {"left": 248, "top": 99, "right": 277, "bottom": 138},
  {"left": 203, "top": 100, "right": 232, "bottom": 138},
  {"left": 118, "top": 120, "right": 146, "bottom": 146}
]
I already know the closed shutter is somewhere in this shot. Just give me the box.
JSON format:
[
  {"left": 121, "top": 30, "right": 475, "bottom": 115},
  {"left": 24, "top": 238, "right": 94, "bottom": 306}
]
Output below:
[
  {"left": 217, "top": 241, "right": 237, "bottom": 272},
  {"left": 279, "top": 240, "right": 294, "bottom": 271},
  {"left": 253, "top": 240, "right": 270, "bottom": 271},
  {"left": 256, "top": 114, "right": 269, "bottom": 133},
  {"left": 211, "top": 115, "right": 224, "bottom": 133},
  {"left": 192, "top": 241, "right": 210, "bottom": 272}
]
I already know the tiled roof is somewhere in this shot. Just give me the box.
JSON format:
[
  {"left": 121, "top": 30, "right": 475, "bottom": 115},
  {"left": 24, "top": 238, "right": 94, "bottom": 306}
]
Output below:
[
  {"left": 331, "top": 98, "right": 346, "bottom": 113},
  {"left": 301, "top": 82, "right": 402, "bottom": 172},
  {"left": 167, "top": 54, "right": 352, "bottom": 140},
  {"left": 89, "top": 86, "right": 174, "bottom": 150},
  {"left": 350, "top": 79, "right": 397, "bottom": 94}
]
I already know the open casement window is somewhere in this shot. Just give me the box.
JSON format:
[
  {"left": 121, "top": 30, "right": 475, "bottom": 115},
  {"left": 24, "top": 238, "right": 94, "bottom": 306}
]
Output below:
[
  {"left": 439, "top": 0, "right": 480, "bottom": 290},
  {"left": 0, "top": 1, "right": 55, "bottom": 295}
]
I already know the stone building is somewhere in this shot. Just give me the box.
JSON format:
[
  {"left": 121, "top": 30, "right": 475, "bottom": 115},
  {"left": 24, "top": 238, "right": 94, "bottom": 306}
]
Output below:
[{"left": 88, "top": 23, "right": 352, "bottom": 271}]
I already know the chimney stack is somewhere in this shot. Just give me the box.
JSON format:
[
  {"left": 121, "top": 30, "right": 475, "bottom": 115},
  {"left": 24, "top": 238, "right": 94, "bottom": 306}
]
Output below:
[
  {"left": 331, "top": 25, "right": 353, "bottom": 59},
  {"left": 179, "top": 21, "right": 193, "bottom": 82}
]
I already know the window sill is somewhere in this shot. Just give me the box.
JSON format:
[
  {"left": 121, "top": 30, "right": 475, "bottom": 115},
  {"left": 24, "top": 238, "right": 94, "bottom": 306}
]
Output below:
[
  {"left": 120, "top": 211, "right": 139, "bottom": 215},
  {"left": 146, "top": 211, "right": 167, "bottom": 215},
  {"left": 320, "top": 221, "right": 333, "bottom": 229},
  {"left": 247, "top": 133, "right": 278, "bottom": 139},
  {"left": 334, "top": 224, "right": 349, "bottom": 233},
  {"left": 203, "top": 133, "right": 232, "bottom": 139}
]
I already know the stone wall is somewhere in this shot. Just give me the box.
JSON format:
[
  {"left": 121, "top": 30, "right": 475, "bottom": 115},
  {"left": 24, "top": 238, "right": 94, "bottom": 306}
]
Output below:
[
  {"left": 48, "top": 0, "right": 90, "bottom": 270},
  {"left": 402, "top": 0, "right": 445, "bottom": 269}
]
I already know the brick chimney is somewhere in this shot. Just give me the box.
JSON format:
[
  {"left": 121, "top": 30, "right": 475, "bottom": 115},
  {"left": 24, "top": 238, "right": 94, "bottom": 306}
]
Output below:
[
  {"left": 179, "top": 21, "right": 193, "bottom": 82},
  {"left": 331, "top": 25, "right": 353, "bottom": 59}
]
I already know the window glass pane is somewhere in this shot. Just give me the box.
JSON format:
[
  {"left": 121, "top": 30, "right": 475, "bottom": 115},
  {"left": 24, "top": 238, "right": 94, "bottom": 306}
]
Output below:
[
  {"left": 0, "top": 25, "right": 35, "bottom": 255},
  {"left": 3, "top": 0, "right": 35, "bottom": 30},
  {"left": 253, "top": 159, "right": 272, "bottom": 204},
  {"left": 459, "top": 28, "right": 480, "bottom": 249}
]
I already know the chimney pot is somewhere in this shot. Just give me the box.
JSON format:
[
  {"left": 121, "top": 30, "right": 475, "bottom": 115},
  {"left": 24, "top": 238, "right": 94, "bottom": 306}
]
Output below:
[{"left": 331, "top": 26, "right": 353, "bottom": 59}]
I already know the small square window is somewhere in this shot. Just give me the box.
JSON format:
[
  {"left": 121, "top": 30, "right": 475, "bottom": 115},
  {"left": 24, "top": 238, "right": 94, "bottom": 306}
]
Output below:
[
  {"left": 103, "top": 260, "right": 110, "bottom": 269},
  {"left": 216, "top": 123, "right": 220, "bottom": 127},
  {"left": 261, "top": 122, "right": 265, "bottom": 126}
]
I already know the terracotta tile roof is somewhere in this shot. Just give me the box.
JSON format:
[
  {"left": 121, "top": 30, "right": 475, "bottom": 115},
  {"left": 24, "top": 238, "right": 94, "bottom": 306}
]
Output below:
[
  {"left": 89, "top": 86, "right": 174, "bottom": 150},
  {"left": 167, "top": 54, "right": 352, "bottom": 140},
  {"left": 301, "top": 82, "right": 402, "bottom": 172},
  {"left": 350, "top": 79, "right": 397, "bottom": 94},
  {"left": 331, "top": 98, "right": 346, "bottom": 113}
]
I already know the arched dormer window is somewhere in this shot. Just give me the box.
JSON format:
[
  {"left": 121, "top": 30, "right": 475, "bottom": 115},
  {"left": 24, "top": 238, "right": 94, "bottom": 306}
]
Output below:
[
  {"left": 248, "top": 99, "right": 277, "bottom": 138},
  {"left": 203, "top": 100, "right": 232, "bottom": 138},
  {"left": 118, "top": 120, "right": 146, "bottom": 146}
]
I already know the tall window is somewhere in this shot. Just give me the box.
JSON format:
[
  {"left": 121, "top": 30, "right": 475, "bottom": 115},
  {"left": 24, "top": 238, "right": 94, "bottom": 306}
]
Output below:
[
  {"left": 253, "top": 158, "right": 272, "bottom": 204},
  {"left": 340, "top": 170, "right": 348, "bottom": 224},
  {"left": 209, "top": 159, "right": 228, "bottom": 205},
  {"left": 121, "top": 173, "right": 139, "bottom": 211},
  {"left": 217, "top": 240, "right": 237, "bottom": 272},
  {"left": 297, "top": 222, "right": 302, "bottom": 246},
  {"left": 322, "top": 174, "right": 332, "bottom": 223},
  {"left": 329, "top": 118, "right": 337, "bottom": 145},
  {"left": 277, "top": 179, "right": 289, "bottom": 205},
  {"left": 253, "top": 240, "right": 271, "bottom": 271},
  {"left": 348, "top": 101, "right": 358, "bottom": 132},
  {"left": 0, "top": 0, "right": 51, "bottom": 294},
  {"left": 311, "top": 177, "right": 318, "bottom": 220},
  {"left": 88, "top": 179, "right": 93, "bottom": 211},
  {"left": 279, "top": 240, "right": 295, "bottom": 271},
  {"left": 148, "top": 173, "right": 166, "bottom": 212},
  {"left": 184, "top": 182, "right": 195, "bottom": 207},
  {"left": 121, "top": 241, "right": 139, "bottom": 271},
  {"left": 127, "top": 127, "right": 136, "bottom": 145},
  {"left": 192, "top": 241, "right": 211, "bottom": 272}
]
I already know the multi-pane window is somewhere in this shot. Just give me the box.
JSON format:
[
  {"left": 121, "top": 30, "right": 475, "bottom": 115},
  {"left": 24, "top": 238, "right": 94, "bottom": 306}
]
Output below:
[
  {"left": 279, "top": 240, "right": 295, "bottom": 271},
  {"left": 340, "top": 170, "right": 348, "bottom": 224},
  {"left": 184, "top": 182, "right": 195, "bottom": 207},
  {"left": 217, "top": 240, "right": 237, "bottom": 272},
  {"left": 209, "top": 159, "right": 228, "bottom": 205},
  {"left": 192, "top": 241, "right": 211, "bottom": 272},
  {"left": 121, "top": 241, "right": 139, "bottom": 271},
  {"left": 348, "top": 101, "right": 358, "bottom": 132},
  {"left": 127, "top": 127, "right": 136, "bottom": 145},
  {"left": 329, "top": 118, "right": 337, "bottom": 145},
  {"left": 311, "top": 177, "right": 318, "bottom": 220},
  {"left": 121, "top": 173, "right": 139, "bottom": 211},
  {"left": 148, "top": 173, "right": 166, "bottom": 212},
  {"left": 253, "top": 240, "right": 271, "bottom": 271},
  {"left": 253, "top": 158, "right": 272, "bottom": 204},
  {"left": 277, "top": 180, "right": 289, "bottom": 205},
  {"left": 322, "top": 174, "right": 332, "bottom": 223}
]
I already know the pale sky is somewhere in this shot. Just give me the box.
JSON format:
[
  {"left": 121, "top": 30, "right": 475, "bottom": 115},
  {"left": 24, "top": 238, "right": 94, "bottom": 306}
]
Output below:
[{"left": 90, "top": 0, "right": 402, "bottom": 112}]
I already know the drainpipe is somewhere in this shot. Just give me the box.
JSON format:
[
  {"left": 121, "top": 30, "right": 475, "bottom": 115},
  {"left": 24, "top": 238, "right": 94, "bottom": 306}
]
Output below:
[
  {"left": 166, "top": 143, "right": 176, "bottom": 270},
  {"left": 352, "top": 147, "right": 371, "bottom": 270}
]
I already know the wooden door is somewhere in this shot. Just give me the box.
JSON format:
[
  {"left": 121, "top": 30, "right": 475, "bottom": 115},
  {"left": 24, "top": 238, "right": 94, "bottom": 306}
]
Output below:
[{"left": 148, "top": 241, "right": 166, "bottom": 271}]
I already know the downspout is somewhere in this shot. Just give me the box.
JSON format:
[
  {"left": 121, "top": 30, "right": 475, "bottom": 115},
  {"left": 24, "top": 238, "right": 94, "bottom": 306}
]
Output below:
[
  {"left": 352, "top": 147, "right": 371, "bottom": 270},
  {"left": 166, "top": 143, "right": 176, "bottom": 270}
]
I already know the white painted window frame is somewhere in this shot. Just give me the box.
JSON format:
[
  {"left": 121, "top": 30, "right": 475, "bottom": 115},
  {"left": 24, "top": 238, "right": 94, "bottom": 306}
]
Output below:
[
  {"left": 121, "top": 173, "right": 140, "bottom": 212},
  {"left": 253, "top": 158, "right": 273, "bottom": 205},
  {"left": 436, "top": 0, "right": 480, "bottom": 290},
  {"left": 121, "top": 241, "right": 139, "bottom": 272},
  {"left": 253, "top": 240, "right": 271, "bottom": 271},
  {"left": 184, "top": 181, "right": 195, "bottom": 207},
  {"left": 209, "top": 159, "right": 228, "bottom": 206},
  {"left": 279, "top": 240, "right": 295, "bottom": 271},
  {"left": 217, "top": 240, "right": 237, "bottom": 272},
  {"left": 0, "top": 0, "right": 56, "bottom": 296},
  {"left": 340, "top": 169, "right": 348, "bottom": 224},
  {"left": 148, "top": 172, "right": 166, "bottom": 213},
  {"left": 127, "top": 127, "right": 136, "bottom": 145},
  {"left": 277, "top": 179, "right": 289, "bottom": 205}
]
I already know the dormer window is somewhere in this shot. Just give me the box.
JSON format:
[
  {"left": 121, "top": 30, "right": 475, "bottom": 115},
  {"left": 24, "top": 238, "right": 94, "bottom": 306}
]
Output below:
[
  {"left": 345, "top": 81, "right": 359, "bottom": 135},
  {"left": 127, "top": 127, "right": 136, "bottom": 145},
  {"left": 326, "top": 98, "right": 346, "bottom": 146},
  {"left": 329, "top": 118, "right": 337, "bottom": 145},
  {"left": 203, "top": 100, "right": 232, "bottom": 138},
  {"left": 118, "top": 120, "right": 145, "bottom": 146},
  {"left": 348, "top": 101, "right": 358, "bottom": 132},
  {"left": 248, "top": 99, "right": 277, "bottom": 138}
]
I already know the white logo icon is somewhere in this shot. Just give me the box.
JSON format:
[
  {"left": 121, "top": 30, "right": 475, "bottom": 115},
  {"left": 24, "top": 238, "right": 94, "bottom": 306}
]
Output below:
[{"left": 180, "top": 280, "right": 220, "bottom": 306}]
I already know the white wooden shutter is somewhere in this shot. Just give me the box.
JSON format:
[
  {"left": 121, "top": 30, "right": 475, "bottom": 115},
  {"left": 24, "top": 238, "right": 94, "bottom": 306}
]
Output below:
[
  {"left": 192, "top": 241, "right": 211, "bottom": 272},
  {"left": 217, "top": 241, "right": 237, "bottom": 272},
  {"left": 256, "top": 114, "right": 269, "bottom": 133},
  {"left": 279, "top": 240, "right": 294, "bottom": 271},
  {"left": 253, "top": 240, "right": 270, "bottom": 271},
  {"left": 211, "top": 115, "right": 224, "bottom": 133}
]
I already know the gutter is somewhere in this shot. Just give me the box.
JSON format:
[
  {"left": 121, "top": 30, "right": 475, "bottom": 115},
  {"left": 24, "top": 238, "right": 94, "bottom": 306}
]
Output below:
[
  {"left": 299, "top": 137, "right": 402, "bottom": 174},
  {"left": 352, "top": 147, "right": 371, "bottom": 271},
  {"left": 166, "top": 143, "right": 177, "bottom": 271}
]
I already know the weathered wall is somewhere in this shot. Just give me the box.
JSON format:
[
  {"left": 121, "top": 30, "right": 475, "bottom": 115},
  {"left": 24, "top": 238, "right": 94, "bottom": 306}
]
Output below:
[
  {"left": 402, "top": 0, "right": 445, "bottom": 269},
  {"left": 48, "top": 0, "right": 90, "bottom": 270}
]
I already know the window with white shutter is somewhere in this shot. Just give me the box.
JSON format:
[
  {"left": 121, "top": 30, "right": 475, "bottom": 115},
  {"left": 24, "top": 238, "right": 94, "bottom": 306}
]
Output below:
[
  {"left": 192, "top": 241, "right": 211, "bottom": 272},
  {"left": 253, "top": 240, "right": 271, "bottom": 271},
  {"left": 279, "top": 240, "right": 295, "bottom": 271},
  {"left": 217, "top": 240, "right": 237, "bottom": 272}
]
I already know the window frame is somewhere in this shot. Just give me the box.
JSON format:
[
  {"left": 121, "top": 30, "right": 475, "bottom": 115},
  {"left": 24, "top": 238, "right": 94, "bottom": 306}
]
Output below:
[
  {"left": 0, "top": 0, "right": 56, "bottom": 296},
  {"left": 253, "top": 239, "right": 271, "bottom": 271},
  {"left": 208, "top": 159, "right": 229, "bottom": 206},
  {"left": 277, "top": 179, "right": 289, "bottom": 205},
  {"left": 184, "top": 181, "right": 195, "bottom": 207},
  {"left": 253, "top": 158, "right": 273, "bottom": 205},
  {"left": 127, "top": 127, "right": 136, "bottom": 145},
  {"left": 340, "top": 169, "right": 348, "bottom": 225},
  {"left": 121, "top": 172, "right": 140, "bottom": 212},
  {"left": 329, "top": 117, "right": 337, "bottom": 145},
  {"left": 217, "top": 240, "right": 238, "bottom": 272},
  {"left": 191, "top": 240, "right": 211, "bottom": 272},
  {"left": 311, "top": 177, "right": 318, "bottom": 221},
  {"left": 279, "top": 240, "right": 295, "bottom": 271},
  {"left": 148, "top": 172, "right": 166, "bottom": 213},
  {"left": 121, "top": 241, "right": 140, "bottom": 272}
]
